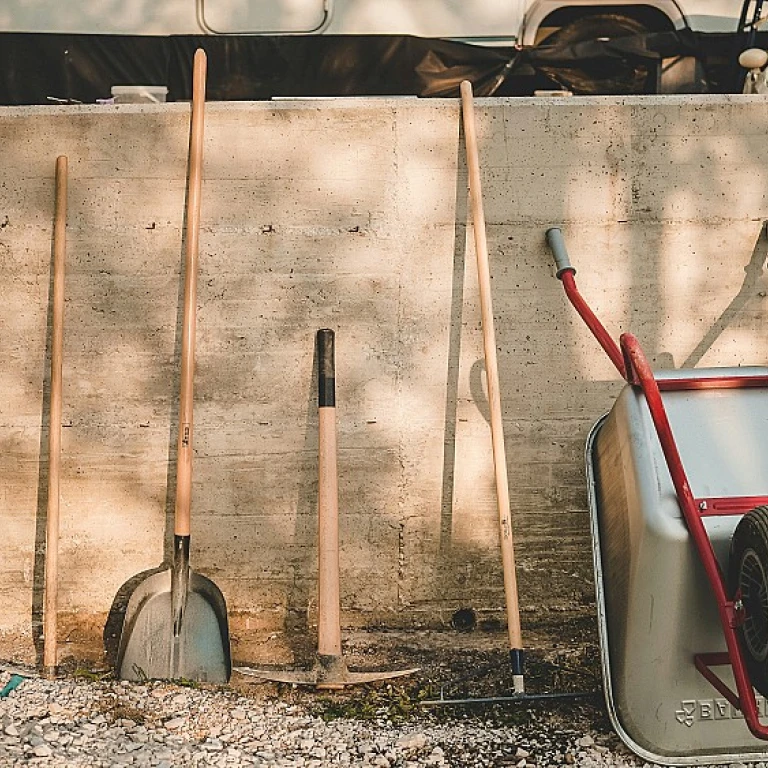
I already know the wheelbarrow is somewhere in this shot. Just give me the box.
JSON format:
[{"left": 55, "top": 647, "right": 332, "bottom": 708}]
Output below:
[{"left": 546, "top": 227, "right": 768, "bottom": 764}]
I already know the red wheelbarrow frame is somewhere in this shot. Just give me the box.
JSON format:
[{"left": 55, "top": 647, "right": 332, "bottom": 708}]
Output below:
[{"left": 546, "top": 227, "right": 768, "bottom": 741}]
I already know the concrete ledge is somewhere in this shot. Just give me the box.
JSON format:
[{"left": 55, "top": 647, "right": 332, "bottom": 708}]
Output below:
[{"left": 1, "top": 94, "right": 767, "bottom": 664}]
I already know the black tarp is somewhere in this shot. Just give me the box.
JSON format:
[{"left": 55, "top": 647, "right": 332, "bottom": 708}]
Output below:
[
  {"left": 0, "top": 34, "right": 523, "bottom": 104},
  {"left": 0, "top": 30, "right": 764, "bottom": 104},
  {"left": 0, "top": 35, "right": 170, "bottom": 105}
]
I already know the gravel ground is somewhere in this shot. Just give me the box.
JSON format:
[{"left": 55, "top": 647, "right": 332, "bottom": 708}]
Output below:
[
  {"left": 0, "top": 670, "right": 642, "bottom": 768},
  {"left": 0, "top": 624, "right": 762, "bottom": 767}
]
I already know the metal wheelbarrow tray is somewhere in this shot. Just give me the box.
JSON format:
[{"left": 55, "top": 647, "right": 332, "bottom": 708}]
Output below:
[{"left": 547, "top": 227, "right": 768, "bottom": 765}]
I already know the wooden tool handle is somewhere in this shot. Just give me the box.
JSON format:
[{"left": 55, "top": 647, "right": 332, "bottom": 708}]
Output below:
[
  {"left": 43, "top": 155, "right": 68, "bottom": 675},
  {"left": 460, "top": 81, "right": 524, "bottom": 679},
  {"left": 316, "top": 330, "right": 341, "bottom": 658},
  {"left": 175, "top": 48, "right": 206, "bottom": 537}
]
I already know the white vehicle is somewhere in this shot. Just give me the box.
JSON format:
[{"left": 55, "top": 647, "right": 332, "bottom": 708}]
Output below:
[{"left": 0, "top": 0, "right": 752, "bottom": 47}]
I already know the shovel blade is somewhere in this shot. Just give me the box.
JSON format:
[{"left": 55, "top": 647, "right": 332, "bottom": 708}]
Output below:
[{"left": 117, "top": 569, "right": 231, "bottom": 683}]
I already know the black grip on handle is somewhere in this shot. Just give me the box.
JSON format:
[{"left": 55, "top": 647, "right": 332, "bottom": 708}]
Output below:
[
  {"left": 510, "top": 648, "right": 525, "bottom": 677},
  {"left": 317, "top": 328, "right": 335, "bottom": 408},
  {"left": 545, "top": 227, "right": 575, "bottom": 279}
]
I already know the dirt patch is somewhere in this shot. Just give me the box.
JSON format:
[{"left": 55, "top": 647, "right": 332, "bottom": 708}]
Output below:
[{"left": 228, "top": 613, "right": 610, "bottom": 735}]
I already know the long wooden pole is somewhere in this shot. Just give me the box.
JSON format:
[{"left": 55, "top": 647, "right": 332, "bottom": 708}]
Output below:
[
  {"left": 170, "top": 47, "right": 207, "bottom": 642},
  {"left": 316, "top": 329, "right": 342, "bottom": 660},
  {"left": 43, "top": 155, "right": 68, "bottom": 677},
  {"left": 175, "top": 48, "right": 206, "bottom": 540},
  {"left": 460, "top": 80, "right": 525, "bottom": 693}
]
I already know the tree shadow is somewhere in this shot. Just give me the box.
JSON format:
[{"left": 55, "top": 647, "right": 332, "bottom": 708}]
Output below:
[
  {"left": 682, "top": 220, "right": 768, "bottom": 368},
  {"left": 438, "top": 112, "right": 468, "bottom": 562},
  {"left": 284, "top": 335, "right": 320, "bottom": 665}
]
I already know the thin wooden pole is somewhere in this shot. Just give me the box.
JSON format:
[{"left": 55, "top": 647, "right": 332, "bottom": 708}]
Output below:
[
  {"left": 43, "top": 155, "right": 68, "bottom": 677},
  {"left": 460, "top": 80, "right": 525, "bottom": 693},
  {"left": 175, "top": 48, "right": 206, "bottom": 539}
]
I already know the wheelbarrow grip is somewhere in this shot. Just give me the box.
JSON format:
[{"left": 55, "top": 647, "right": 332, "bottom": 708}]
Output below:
[{"left": 545, "top": 227, "right": 575, "bottom": 278}]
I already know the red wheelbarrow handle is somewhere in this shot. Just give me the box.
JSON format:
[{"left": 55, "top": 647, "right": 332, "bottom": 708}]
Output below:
[{"left": 545, "top": 228, "right": 627, "bottom": 379}]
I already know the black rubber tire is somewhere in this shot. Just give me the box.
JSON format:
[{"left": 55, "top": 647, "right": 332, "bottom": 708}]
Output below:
[
  {"left": 729, "top": 505, "right": 768, "bottom": 697},
  {"left": 544, "top": 13, "right": 649, "bottom": 46}
]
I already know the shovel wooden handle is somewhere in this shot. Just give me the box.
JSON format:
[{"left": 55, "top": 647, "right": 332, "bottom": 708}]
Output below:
[
  {"left": 43, "top": 155, "right": 68, "bottom": 675},
  {"left": 175, "top": 49, "right": 206, "bottom": 537},
  {"left": 317, "top": 329, "right": 341, "bottom": 658},
  {"left": 460, "top": 81, "right": 524, "bottom": 688}
]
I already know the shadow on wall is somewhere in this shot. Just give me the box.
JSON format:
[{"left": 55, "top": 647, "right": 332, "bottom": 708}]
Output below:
[
  {"left": 682, "top": 220, "right": 768, "bottom": 369},
  {"left": 12, "top": 98, "right": 768, "bottom": 669},
  {"left": 437, "top": 116, "right": 468, "bottom": 576},
  {"left": 485, "top": 102, "right": 768, "bottom": 618},
  {"left": 32, "top": 181, "right": 59, "bottom": 666},
  {"left": 18, "top": 110, "right": 189, "bottom": 664}
]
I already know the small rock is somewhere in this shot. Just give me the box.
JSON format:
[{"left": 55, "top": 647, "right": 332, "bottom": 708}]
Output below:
[
  {"left": 164, "top": 718, "right": 185, "bottom": 730},
  {"left": 397, "top": 733, "right": 427, "bottom": 751},
  {"left": 516, "top": 747, "right": 531, "bottom": 759},
  {"left": 22, "top": 724, "right": 42, "bottom": 738},
  {"left": 231, "top": 708, "right": 246, "bottom": 720},
  {"left": 33, "top": 744, "right": 53, "bottom": 758},
  {"left": 3, "top": 725, "right": 18, "bottom": 737},
  {"left": 577, "top": 735, "right": 594, "bottom": 748},
  {"left": 203, "top": 738, "right": 223, "bottom": 751}
]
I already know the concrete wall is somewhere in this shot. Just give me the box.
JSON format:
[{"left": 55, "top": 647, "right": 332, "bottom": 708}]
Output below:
[{"left": 1, "top": 95, "right": 768, "bottom": 665}]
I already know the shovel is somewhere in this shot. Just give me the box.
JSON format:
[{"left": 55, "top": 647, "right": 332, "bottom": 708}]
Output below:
[{"left": 116, "top": 49, "right": 231, "bottom": 684}]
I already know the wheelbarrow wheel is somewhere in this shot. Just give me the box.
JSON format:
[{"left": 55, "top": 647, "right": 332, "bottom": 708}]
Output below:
[{"left": 729, "top": 505, "right": 768, "bottom": 697}]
